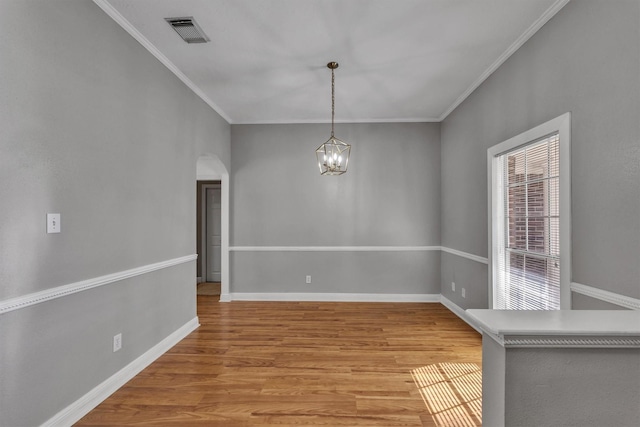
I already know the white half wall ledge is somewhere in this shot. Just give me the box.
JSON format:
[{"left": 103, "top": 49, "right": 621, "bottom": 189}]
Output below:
[
  {"left": 41, "top": 317, "right": 199, "bottom": 427},
  {"left": 467, "top": 309, "right": 640, "bottom": 348},
  {"left": 0, "top": 255, "right": 197, "bottom": 315}
]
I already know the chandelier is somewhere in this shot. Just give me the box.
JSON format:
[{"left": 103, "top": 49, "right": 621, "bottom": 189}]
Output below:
[{"left": 316, "top": 62, "right": 351, "bottom": 175}]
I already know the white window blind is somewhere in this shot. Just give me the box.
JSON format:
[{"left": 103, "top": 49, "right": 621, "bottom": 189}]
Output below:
[{"left": 494, "top": 133, "right": 561, "bottom": 310}]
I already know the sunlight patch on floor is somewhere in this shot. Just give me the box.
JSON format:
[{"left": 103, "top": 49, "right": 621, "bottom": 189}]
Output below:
[{"left": 411, "top": 362, "right": 482, "bottom": 427}]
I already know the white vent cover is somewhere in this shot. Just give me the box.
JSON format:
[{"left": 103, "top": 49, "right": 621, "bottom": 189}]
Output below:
[{"left": 165, "top": 17, "right": 210, "bottom": 43}]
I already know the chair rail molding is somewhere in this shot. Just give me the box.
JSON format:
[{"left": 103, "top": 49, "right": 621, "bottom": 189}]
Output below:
[
  {"left": 230, "top": 246, "right": 441, "bottom": 252},
  {"left": 571, "top": 281, "right": 640, "bottom": 310},
  {"left": 226, "top": 292, "right": 441, "bottom": 303},
  {"left": 0, "top": 254, "right": 197, "bottom": 315}
]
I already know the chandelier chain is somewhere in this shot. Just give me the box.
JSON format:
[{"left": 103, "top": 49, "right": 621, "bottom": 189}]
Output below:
[{"left": 331, "top": 67, "right": 335, "bottom": 137}]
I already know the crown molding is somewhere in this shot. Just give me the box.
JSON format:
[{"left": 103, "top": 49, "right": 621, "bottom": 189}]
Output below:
[
  {"left": 93, "top": 0, "right": 569, "bottom": 125},
  {"left": 233, "top": 117, "right": 441, "bottom": 125},
  {"left": 439, "top": 0, "right": 570, "bottom": 121},
  {"left": 92, "top": 0, "right": 232, "bottom": 124}
]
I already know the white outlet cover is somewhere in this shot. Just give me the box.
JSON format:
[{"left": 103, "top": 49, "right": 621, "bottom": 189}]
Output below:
[
  {"left": 306, "top": 275, "right": 312, "bottom": 284},
  {"left": 462, "top": 288, "right": 466, "bottom": 298},
  {"left": 451, "top": 282, "right": 455, "bottom": 291}
]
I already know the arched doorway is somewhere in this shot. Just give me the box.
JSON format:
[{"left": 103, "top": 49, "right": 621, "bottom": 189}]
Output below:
[{"left": 196, "top": 155, "right": 229, "bottom": 301}]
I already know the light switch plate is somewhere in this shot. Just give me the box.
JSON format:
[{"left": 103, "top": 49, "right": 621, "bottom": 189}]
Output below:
[
  {"left": 47, "top": 213, "right": 61, "bottom": 234},
  {"left": 113, "top": 333, "right": 122, "bottom": 352}
]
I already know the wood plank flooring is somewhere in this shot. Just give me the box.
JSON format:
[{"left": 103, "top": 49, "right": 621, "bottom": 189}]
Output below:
[{"left": 75, "top": 297, "right": 482, "bottom": 426}]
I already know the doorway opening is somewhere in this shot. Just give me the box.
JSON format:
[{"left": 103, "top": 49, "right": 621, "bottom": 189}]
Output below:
[
  {"left": 196, "top": 155, "right": 229, "bottom": 301},
  {"left": 197, "top": 181, "right": 221, "bottom": 296}
]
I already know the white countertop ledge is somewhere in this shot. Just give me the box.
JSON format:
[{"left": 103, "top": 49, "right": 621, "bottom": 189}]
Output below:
[{"left": 466, "top": 309, "right": 640, "bottom": 337}]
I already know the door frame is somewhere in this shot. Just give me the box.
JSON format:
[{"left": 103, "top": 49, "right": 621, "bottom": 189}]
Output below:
[
  {"left": 201, "top": 182, "right": 221, "bottom": 283},
  {"left": 196, "top": 154, "right": 229, "bottom": 301}
]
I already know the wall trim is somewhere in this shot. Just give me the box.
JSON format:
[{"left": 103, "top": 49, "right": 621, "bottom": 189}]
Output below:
[
  {"left": 230, "top": 246, "right": 441, "bottom": 252},
  {"left": 0, "top": 255, "right": 197, "bottom": 315},
  {"left": 226, "top": 292, "right": 441, "bottom": 303},
  {"left": 571, "top": 282, "right": 640, "bottom": 310},
  {"left": 438, "top": 0, "right": 570, "bottom": 121},
  {"left": 500, "top": 335, "right": 640, "bottom": 349},
  {"left": 440, "top": 246, "right": 488, "bottom": 264},
  {"left": 91, "top": 0, "right": 232, "bottom": 123},
  {"left": 41, "top": 317, "right": 199, "bottom": 427},
  {"left": 94, "top": 1, "right": 569, "bottom": 125},
  {"left": 230, "top": 245, "right": 488, "bottom": 264},
  {"left": 439, "top": 296, "right": 483, "bottom": 334}
]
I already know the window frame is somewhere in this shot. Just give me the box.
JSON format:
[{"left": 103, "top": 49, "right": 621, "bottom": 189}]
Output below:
[{"left": 487, "top": 113, "right": 571, "bottom": 310}]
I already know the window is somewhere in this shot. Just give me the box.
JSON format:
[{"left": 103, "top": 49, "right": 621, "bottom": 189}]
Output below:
[{"left": 488, "top": 113, "right": 571, "bottom": 310}]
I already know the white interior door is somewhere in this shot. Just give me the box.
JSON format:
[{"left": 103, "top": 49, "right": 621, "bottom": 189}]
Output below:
[{"left": 206, "top": 186, "right": 222, "bottom": 282}]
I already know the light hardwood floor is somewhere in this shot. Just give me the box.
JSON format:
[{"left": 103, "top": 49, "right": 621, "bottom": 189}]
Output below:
[{"left": 75, "top": 297, "right": 482, "bottom": 426}]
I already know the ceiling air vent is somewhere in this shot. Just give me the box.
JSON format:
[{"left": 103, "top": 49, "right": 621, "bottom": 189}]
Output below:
[{"left": 165, "top": 17, "right": 210, "bottom": 43}]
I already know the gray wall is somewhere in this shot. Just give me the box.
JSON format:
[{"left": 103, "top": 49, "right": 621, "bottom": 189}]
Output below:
[
  {"left": 504, "top": 347, "right": 640, "bottom": 426},
  {"left": 482, "top": 337, "right": 640, "bottom": 427},
  {"left": 230, "top": 123, "right": 441, "bottom": 294},
  {"left": 440, "top": 0, "right": 640, "bottom": 309},
  {"left": 0, "top": 1, "right": 230, "bottom": 425}
]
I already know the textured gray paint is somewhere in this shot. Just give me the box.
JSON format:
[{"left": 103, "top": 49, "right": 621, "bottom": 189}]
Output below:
[
  {"left": 482, "top": 339, "right": 640, "bottom": 427},
  {"left": 231, "top": 251, "right": 440, "bottom": 294},
  {"left": 505, "top": 348, "right": 640, "bottom": 426},
  {"left": 231, "top": 123, "right": 440, "bottom": 246},
  {"left": 0, "top": 1, "right": 229, "bottom": 424},
  {"left": 440, "top": 0, "right": 640, "bottom": 307},
  {"left": 230, "top": 123, "right": 440, "bottom": 294}
]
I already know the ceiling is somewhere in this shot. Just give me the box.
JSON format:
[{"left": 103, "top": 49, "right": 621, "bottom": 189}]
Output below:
[{"left": 97, "top": 0, "right": 567, "bottom": 124}]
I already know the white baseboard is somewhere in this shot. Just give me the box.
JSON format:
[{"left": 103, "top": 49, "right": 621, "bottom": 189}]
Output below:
[
  {"left": 42, "top": 317, "right": 200, "bottom": 427},
  {"left": 226, "top": 292, "right": 441, "bottom": 303},
  {"left": 440, "top": 296, "right": 482, "bottom": 334}
]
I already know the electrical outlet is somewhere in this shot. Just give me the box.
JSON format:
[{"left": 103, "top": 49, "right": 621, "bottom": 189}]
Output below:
[
  {"left": 451, "top": 282, "right": 455, "bottom": 292},
  {"left": 306, "top": 275, "right": 312, "bottom": 284},
  {"left": 113, "top": 333, "right": 122, "bottom": 352},
  {"left": 461, "top": 288, "right": 466, "bottom": 298}
]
